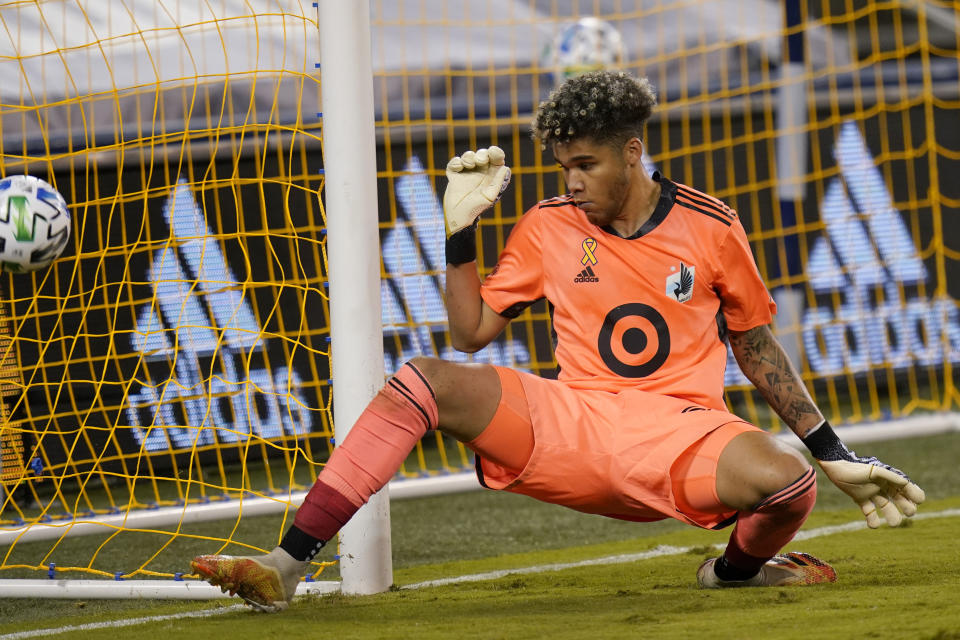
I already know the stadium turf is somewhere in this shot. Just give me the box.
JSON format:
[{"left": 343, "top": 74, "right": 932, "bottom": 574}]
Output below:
[{"left": 1, "top": 432, "right": 958, "bottom": 639}]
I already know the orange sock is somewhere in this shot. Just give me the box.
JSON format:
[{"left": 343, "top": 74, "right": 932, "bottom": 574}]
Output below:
[
  {"left": 718, "top": 467, "right": 817, "bottom": 578},
  {"left": 290, "top": 362, "right": 438, "bottom": 545}
]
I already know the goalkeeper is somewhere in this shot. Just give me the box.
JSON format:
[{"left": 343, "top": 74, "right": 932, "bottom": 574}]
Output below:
[{"left": 192, "top": 70, "right": 925, "bottom": 611}]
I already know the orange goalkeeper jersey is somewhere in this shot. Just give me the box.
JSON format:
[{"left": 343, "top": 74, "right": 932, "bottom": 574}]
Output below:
[{"left": 480, "top": 173, "right": 776, "bottom": 410}]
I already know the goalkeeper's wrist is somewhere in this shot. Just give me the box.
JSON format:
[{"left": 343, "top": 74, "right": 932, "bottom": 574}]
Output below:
[
  {"left": 800, "top": 420, "right": 849, "bottom": 462},
  {"left": 445, "top": 221, "right": 478, "bottom": 265}
]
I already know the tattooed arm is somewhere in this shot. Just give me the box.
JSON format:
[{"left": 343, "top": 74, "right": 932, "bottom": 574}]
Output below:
[
  {"left": 729, "top": 323, "right": 926, "bottom": 526},
  {"left": 727, "top": 324, "right": 823, "bottom": 439}
]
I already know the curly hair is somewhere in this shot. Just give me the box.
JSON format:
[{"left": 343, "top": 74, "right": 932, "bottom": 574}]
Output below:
[{"left": 531, "top": 71, "right": 658, "bottom": 149}]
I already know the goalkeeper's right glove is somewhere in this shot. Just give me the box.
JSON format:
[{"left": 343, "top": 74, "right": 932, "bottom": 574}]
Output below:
[
  {"left": 443, "top": 146, "right": 511, "bottom": 265},
  {"left": 802, "top": 420, "right": 925, "bottom": 528}
]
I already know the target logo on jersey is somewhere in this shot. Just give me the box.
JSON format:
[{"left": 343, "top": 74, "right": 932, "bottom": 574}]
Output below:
[{"left": 597, "top": 303, "right": 671, "bottom": 378}]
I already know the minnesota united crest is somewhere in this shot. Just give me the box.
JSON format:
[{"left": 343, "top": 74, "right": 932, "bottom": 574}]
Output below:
[{"left": 666, "top": 262, "right": 695, "bottom": 303}]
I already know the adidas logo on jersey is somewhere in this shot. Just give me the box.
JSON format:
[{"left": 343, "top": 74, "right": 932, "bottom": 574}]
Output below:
[{"left": 574, "top": 265, "right": 599, "bottom": 283}]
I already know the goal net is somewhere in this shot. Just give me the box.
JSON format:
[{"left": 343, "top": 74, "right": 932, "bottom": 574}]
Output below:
[{"left": 1, "top": 0, "right": 958, "bottom": 598}]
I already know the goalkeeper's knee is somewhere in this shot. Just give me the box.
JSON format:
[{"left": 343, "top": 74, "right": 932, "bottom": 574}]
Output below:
[
  {"left": 751, "top": 466, "right": 818, "bottom": 517},
  {"left": 729, "top": 467, "right": 817, "bottom": 562}
]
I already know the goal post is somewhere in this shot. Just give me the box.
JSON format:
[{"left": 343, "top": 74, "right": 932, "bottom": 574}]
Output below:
[{"left": 318, "top": 0, "right": 393, "bottom": 595}]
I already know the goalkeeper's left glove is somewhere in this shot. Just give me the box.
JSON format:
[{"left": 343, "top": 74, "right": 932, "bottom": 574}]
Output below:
[
  {"left": 443, "top": 146, "right": 511, "bottom": 265},
  {"left": 802, "top": 420, "right": 925, "bottom": 528}
]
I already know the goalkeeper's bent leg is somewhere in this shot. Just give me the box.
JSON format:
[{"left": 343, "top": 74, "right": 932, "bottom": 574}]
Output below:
[
  {"left": 282, "top": 360, "right": 440, "bottom": 558},
  {"left": 193, "top": 360, "right": 441, "bottom": 609},
  {"left": 713, "top": 466, "right": 817, "bottom": 581}
]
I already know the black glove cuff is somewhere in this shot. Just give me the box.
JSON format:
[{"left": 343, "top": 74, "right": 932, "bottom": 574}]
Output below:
[
  {"left": 801, "top": 420, "right": 850, "bottom": 462},
  {"left": 445, "top": 222, "right": 478, "bottom": 265}
]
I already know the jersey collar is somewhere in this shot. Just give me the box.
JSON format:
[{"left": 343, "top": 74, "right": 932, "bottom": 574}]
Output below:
[{"left": 600, "top": 171, "right": 677, "bottom": 240}]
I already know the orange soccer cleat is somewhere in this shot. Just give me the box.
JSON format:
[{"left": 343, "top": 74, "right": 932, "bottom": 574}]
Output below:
[
  {"left": 697, "top": 551, "right": 837, "bottom": 588},
  {"left": 191, "top": 554, "right": 297, "bottom": 612}
]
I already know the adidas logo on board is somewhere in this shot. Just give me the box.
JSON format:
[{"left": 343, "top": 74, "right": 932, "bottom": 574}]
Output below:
[
  {"left": 125, "top": 178, "right": 311, "bottom": 452},
  {"left": 800, "top": 121, "right": 960, "bottom": 375}
]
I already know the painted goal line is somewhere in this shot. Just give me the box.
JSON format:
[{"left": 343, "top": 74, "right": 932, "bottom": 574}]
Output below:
[
  {"left": 401, "top": 507, "right": 960, "bottom": 589},
  {"left": 3, "top": 507, "right": 957, "bottom": 639},
  {"left": 0, "top": 605, "right": 246, "bottom": 640}
]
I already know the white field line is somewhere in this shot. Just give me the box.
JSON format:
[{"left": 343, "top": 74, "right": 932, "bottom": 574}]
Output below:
[
  {"left": 0, "top": 605, "right": 245, "bottom": 639},
  {"left": 401, "top": 507, "right": 960, "bottom": 590},
  {"left": 5, "top": 507, "right": 958, "bottom": 638}
]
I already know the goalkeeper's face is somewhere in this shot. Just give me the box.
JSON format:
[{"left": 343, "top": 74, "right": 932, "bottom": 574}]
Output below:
[{"left": 554, "top": 137, "right": 634, "bottom": 228}]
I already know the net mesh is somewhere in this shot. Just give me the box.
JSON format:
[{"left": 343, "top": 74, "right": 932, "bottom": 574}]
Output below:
[
  {"left": 1, "top": 0, "right": 959, "bottom": 584},
  {"left": 0, "top": 0, "right": 337, "bottom": 581}
]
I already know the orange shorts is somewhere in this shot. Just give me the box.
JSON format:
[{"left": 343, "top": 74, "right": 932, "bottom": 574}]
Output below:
[{"left": 471, "top": 366, "right": 762, "bottom": 529}]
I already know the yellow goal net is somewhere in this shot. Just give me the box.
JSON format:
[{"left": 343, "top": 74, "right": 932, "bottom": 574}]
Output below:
[{"left": 0, "top": 0, "right": 340, "bottom": 594}]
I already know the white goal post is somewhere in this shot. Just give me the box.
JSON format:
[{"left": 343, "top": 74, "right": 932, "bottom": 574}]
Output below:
[{"left": 318, "top": 0, "right": 392, "bottom": 596}]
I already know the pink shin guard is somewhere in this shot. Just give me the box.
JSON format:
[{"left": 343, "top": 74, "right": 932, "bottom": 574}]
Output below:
[
  {"left": 723, "top": 466, "right": 817, "bottom": 571},
  {"left": 293, "top": 363, "right": 438, "bottom": 541}
]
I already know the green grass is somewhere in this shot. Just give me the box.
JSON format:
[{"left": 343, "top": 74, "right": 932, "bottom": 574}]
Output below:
[
  {"left": 3, "top": 502, "right": 959, "bottom": 640},
  {"left": 216, "top": 512, "right": 960, "bottom": 640},
  {"left": 1, "top": 432, "right": 958, "bottom": 639}
]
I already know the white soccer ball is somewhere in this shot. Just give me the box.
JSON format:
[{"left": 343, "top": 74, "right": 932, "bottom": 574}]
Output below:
[
  {"left": 542, "top": 17, "right": 625, "bottom": 86},
  {"left": 0, "top": 175, "right": 71, "bottom": 272}
]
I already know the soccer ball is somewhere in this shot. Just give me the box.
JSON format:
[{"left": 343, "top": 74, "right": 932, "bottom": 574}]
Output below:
[
  {"left": 542, "top": 17, "right": 625, "bottom": 86},
  {"left": 0, "top": 175, "right": 71, "bottom": 272}
]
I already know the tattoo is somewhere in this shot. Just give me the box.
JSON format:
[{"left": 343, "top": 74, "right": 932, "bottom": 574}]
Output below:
[{"left": 728, "top": 325, "right": 822, "bottom": 436}]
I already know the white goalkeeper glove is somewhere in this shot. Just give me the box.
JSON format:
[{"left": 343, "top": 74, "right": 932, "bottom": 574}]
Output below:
[
  {"left": 443, "top": 146, "right": 511, "bottom": 236},
  {"left": 802, "top": 421, "right": 925, "bottom": 529}
]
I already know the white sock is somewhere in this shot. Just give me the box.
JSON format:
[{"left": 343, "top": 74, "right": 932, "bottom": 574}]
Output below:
[
  {"left": 262, "top": 547, "right": 310, "bottom": 599},
  {"left": 263, "top": 546, "right": 309, "bottom": 577}
]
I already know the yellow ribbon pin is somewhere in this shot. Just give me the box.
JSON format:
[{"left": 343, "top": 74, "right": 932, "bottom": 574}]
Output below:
[{"left": 581, "top": 237, "right": 598, "bottom": 265}]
